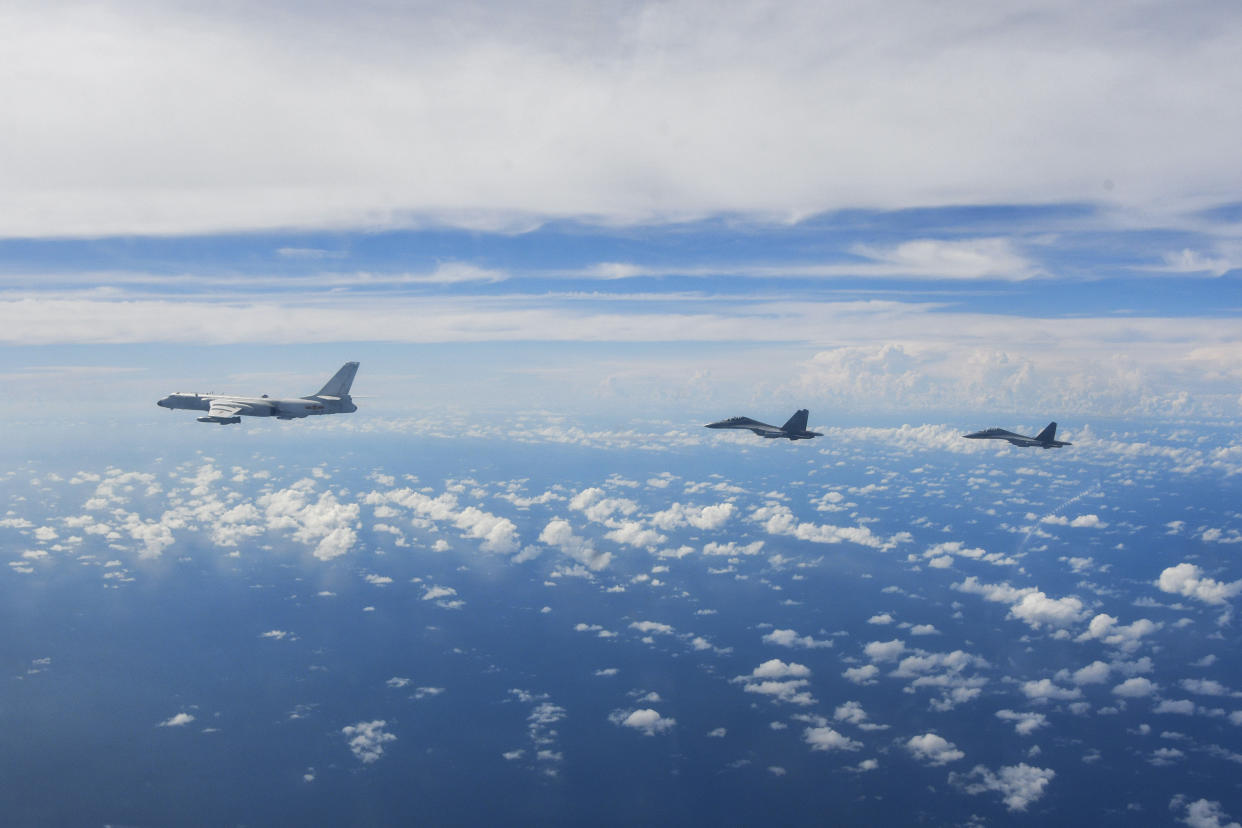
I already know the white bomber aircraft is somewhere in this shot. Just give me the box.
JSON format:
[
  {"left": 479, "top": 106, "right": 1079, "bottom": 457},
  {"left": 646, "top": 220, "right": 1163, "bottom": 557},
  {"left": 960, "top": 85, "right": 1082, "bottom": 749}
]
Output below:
[{"left": 157, "top": 362, "right": 360, "bottom": 425}]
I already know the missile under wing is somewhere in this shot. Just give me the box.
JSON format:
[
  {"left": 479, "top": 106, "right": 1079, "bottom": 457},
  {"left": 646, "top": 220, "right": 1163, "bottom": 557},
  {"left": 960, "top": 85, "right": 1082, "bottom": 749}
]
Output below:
[
  {"left": 705, "top": 409, "right": 822, "bottom": 441},
  {"left": 962, "top": 421, "right": 1071, "bottom": 449},
  {"left": 157, "top": 362, "right": 360, "bottom": 425}
]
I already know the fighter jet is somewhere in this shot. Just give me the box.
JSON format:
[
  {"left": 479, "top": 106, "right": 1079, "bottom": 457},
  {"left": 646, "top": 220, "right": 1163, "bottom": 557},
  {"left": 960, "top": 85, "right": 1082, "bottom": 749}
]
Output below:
[
  {"left": 962, "top": 421, "right": 1071, "bottom": 449},
  {"left": 705, "top": 409, "right": 822, "bottom": 441},
  {"left": 157, "top": 362, "right": 360, "bottom": 425}
]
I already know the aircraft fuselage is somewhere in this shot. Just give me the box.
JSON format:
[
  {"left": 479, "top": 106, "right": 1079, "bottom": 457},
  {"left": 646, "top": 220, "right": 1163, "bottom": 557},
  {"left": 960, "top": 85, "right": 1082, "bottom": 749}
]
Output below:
[
  {"left": 705, "top": 412, "right": 822, "bottom": 441},
  {"left": 156, "top": 393, "right": 356, "bottom": 423},
  {"left": 962, "top": 426, "right": 1070, "bottom": 449}
]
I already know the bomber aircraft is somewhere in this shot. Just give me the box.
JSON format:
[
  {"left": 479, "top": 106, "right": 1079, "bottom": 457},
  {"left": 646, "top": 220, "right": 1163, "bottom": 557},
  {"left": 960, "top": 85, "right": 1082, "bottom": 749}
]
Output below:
[
  {"left": 705, "top": 409, "right": 822, "bottom": 441},
  {"left": 157, "top": 362, "right": 359, "bottom": 425},
  {"left": 962, "top": 421, "right": 1071, "bottom": 449}
]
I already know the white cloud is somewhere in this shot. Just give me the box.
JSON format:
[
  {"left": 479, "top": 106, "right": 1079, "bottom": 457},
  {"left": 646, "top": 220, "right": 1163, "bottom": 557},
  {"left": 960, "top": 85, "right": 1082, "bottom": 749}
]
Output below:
[
  {"left": 630, "top": 621, "right": 675, "bottom": 636},
  {"left": 1042, "top": 513, "right": 1108, "bottom": 529},
  {"left": 650, "top": 502, "right": 735, "bottom": 531},
  {"left": 422, "top": 585, "right": 457, "bottom": 602},
  {"left": 1158, "top": 563, "right": 1242, "bottom": 606},
  {"left": 452, "top": 506, "right": 520, "bottom": 555},
  {"left": 5, "top": 1, "right": 1240, "bottom": 240},
  {"left": 1072, "top": 661, "right": 1112, "bottom": 685},
  {"left": 610, "top": 708, "right": 675, "bottom": 736},
  {"left": 879, "top": 648, "right": 988, "bottom": 711},
  {"left": 1008, "top": 592, "right": 1088, "bottom": 630},
  {"left": 751, "top": 504, "right": 906, "bottom": 551},
  {"left": 735, "top": 660, "right": 815, "bottom": 706},
  {"left": 749, "top": 659, "right": 811, "bottom": 680},
  {"left": 1076, "top": 614, "right": 1160, "bottom": 652},
  {"left": 1113, "top": 677, "right": 1159, "bottom": 698},
  {"left": 260, "top": 479, "right": 359, "bottom": 561},
  {"left": 1021, "top": 679, "right": 1082, "bottom": 702},
  {"left": 803, "top": 726, "right": 862, "bottom": 752},
  {"left": 762, "top": 628, "right": 833, "bottom": 649},
  {"left": 703, "top": 540, "right": 765, "bottom": 557},
  {"left": 1169, "top": 796, "right": 1241, "bottom": 828},
  {"left": 539, "top": 518, "right": 611, "bottom": 571},
  {"left": 603, "top": 521, "right": 666, "bottom": 549},
  {"left": 951, "top": 763, "right": 1056, "bottom": 812},
  {"left": 1070, "top": 514, "right": 1107, "bottom": 528},
  {"left": 995, "top": 710, "right": 1049, "bottom": 736},
  {"left": 158, "top": 712, "right": 195, "bottom": 727},
  {"left": 568, "top": 488, "right": 637, "bottom": 523},
  {"left": 832, "top": 701, "right": 886, "bottom": 732},
  {"left": 845, "top": 238, "right": 1036, "bottom": 280},
  {"left": 863, "top": 640, "right": 906, "bottom": 662},
  {"left": 366, "top": 487, "right": 517, "bottom": 555},
  {"left": 905, "top": 733, "right": 964, "bottom": 766},
  {"left": 921, "top": 540, "right": 1015, "bottom": 568},
  {"left": 953, "top": 576, "right": 1086, "bottom": 630},
  {"left": 1180, "top": 679, "right": 1235, "bottom": 697},
  {"left": 342, "top": 720, "right": 396, "bottom": 764},
  {"left": 843, "top": 665, "right": 880, "bottom": 685}
]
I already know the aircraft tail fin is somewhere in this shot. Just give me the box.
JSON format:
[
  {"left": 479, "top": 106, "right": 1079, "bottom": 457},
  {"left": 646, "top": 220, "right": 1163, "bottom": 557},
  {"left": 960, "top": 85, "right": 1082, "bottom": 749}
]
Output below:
[
  {"left": 316, "top": 362, "right": 359, "bottom": 397},
  {"left": 1035, "top": 421, "right": 1057, "bottom": 443},
  {"left": 781, "top": 409, "right": 809, "bottom": 433}
]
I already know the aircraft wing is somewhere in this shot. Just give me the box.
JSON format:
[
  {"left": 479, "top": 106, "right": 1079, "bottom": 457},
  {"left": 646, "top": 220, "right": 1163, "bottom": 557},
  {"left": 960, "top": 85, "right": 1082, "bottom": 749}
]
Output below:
[
  {"left": 746, "top": 424, "right": 786, "bottom": 436},
  {"left": 207, "top": 399, "right": 275, "bottom": 418},
  {"left": 707, "top": 416, "right": 781, "bottom": 433},
  {"left": 207, "top": 400, "right": 246, "bottom": 419}
]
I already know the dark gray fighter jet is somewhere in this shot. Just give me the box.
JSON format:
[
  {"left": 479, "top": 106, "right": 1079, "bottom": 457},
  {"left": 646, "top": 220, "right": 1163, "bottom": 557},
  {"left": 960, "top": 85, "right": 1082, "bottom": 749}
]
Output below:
[
  {"left": 962, "top": 421, "right": 1071, "bottom": 449},
  {"left": 705, "top": 409, "right": 822, "bottom": 441}
]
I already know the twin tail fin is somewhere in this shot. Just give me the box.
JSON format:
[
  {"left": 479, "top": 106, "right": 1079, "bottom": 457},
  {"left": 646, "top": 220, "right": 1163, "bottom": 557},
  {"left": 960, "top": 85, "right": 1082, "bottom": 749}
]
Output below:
[{"left": 781, "top": 409, "right": 810, "bottom": 433}]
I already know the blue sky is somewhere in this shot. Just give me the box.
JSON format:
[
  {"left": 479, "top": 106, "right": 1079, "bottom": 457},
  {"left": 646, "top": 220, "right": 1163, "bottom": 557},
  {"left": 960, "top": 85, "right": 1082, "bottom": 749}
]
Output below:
[
  {"left": 4, "top": 205, "right": 1242, "bottom": 422},
  {"left": 2, "top": 1, "right": 1241, "bottom": 421}
]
